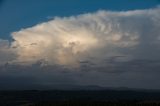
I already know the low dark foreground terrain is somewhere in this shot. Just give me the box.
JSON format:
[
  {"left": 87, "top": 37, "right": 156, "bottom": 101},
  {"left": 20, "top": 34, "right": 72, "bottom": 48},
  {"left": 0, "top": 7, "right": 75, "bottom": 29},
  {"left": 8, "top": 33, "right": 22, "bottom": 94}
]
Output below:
[{"left": 0, "top": 90, "right": 160, "bottom": 106}]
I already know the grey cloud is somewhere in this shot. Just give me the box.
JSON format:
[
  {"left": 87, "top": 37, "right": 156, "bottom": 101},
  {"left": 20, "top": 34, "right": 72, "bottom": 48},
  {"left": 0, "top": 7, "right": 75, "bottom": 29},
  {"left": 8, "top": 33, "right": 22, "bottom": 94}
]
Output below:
[{"left": 0, "top": 39, "right": 16, "bottom": 64}]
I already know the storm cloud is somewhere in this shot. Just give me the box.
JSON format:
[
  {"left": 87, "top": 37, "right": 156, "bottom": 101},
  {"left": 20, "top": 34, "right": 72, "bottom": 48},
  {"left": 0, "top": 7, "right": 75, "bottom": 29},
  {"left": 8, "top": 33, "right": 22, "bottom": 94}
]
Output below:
[{"left": 0, "top": 6, "right": 160, "bottom": 89}]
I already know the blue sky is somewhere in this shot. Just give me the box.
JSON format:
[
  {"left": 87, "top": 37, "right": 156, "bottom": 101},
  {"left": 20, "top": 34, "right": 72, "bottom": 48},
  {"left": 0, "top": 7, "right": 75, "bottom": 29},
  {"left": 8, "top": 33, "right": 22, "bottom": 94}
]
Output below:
[{"left": 0, "top": 0, "right": 160, "bottom": 39}]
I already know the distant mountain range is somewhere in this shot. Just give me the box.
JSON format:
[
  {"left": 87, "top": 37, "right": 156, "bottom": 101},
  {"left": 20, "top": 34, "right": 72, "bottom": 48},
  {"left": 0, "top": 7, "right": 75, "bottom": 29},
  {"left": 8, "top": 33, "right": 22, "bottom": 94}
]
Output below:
[
  {"left": 3, "top": 84, "right": 158, "bottom": 91},
  {"left": 42, "top": 85, "right": 160, "bottom": 91}
]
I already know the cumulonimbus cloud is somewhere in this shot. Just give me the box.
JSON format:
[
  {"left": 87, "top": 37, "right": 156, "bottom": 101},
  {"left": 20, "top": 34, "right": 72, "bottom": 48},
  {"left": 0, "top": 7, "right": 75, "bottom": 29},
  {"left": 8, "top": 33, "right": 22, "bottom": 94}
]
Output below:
[{"left": 0, "top": 6, "right": 160, "bottom": 67}]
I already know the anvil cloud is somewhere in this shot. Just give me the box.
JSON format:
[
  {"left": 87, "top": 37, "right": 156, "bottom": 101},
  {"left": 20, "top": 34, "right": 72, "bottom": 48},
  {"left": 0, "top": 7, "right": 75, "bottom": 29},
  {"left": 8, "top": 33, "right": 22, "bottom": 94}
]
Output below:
[
  {"left": 0, "top": 6, "right": 160, "bottom": 67},
  {"left": 1, "top": 6, "right": 160, "bottom": 89},
  {"left": 0, "top": 7, "right": 157, "bottom": 66}
]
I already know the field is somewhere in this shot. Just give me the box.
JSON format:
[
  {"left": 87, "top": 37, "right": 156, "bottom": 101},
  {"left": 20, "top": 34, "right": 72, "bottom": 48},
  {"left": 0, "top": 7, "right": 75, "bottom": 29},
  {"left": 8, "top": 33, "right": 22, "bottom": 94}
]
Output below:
[{"left": 0, "top": 90, "right": 160, "bottom": 106}]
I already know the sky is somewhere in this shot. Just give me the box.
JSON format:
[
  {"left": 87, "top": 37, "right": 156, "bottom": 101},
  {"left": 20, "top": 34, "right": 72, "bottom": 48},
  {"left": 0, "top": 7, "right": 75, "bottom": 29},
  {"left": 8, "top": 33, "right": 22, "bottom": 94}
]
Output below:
[{"left": 0, "top": 0, "right": 160, "bottom": 90}]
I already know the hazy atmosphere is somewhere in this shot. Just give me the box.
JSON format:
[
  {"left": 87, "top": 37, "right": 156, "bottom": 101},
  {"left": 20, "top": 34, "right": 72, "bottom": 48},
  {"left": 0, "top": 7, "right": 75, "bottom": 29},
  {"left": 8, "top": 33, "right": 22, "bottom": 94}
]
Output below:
[{"left": 0, "top": 0, "right": 160, "bottom": 90}]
